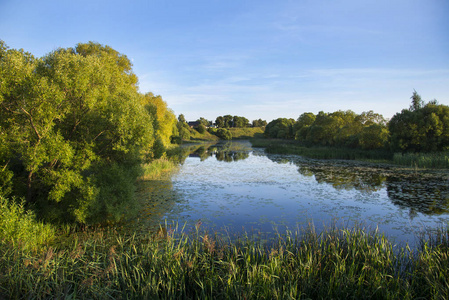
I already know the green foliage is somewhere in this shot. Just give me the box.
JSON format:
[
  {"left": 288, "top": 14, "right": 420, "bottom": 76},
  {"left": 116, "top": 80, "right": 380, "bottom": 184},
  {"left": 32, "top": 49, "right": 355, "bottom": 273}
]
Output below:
[
  {"left": 215, "top": 115, "right": 251, "bottom": 128},
  {"left": 264, "top": 118, "right": 295, "bottom": 139},
  {"left": 389, "top": 93, "right": 449, "bottom": 152},
  {"left": 196, "top": 117, "right": 211, "bottom": 127},
  {"left": 0, "top": 41, "right": 180, "bottom": 224},
  {"left": 196, "top": 124, "right": 206, "bottom": 134},
  {"left": 228, "top": 127, "right": 264, "bottom": 139},
  {"left": 359, "top": 123, "right": 389, "bottom": 150},
  {"left": 0, "top": 196, "right": 55, "bottom": 252},
  {"left": 140, "top": 158, "right": 177, "bottom": 180},
  {"left": 252, "top": 118, "right": 267, "bottom": 127},
  {"left": 141, "top": 92, "right": 177, "bottom": 157},
  {"left": 266, "top": 110, "right": 389, "bottom": 151},
  {"left": 260, "top": 141, "right": 393, "bottom": 161},
  {"left": 393, "top": 152, "right": 449, "bottom": 169},
  {"left": 215, "top": 128, "right": 232, "bottom": 140}
]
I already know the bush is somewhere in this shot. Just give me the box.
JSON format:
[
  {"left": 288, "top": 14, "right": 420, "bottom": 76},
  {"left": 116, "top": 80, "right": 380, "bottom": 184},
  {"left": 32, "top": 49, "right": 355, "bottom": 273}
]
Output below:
[
  {"left": 0, "top": 196, "right": 55, "bottom": 252},
  {"left": 216, "top": 128, "right": 232, "bottom": 140},
  {"left": 196, "top": 124, "right": 206, "bottom": 134}
]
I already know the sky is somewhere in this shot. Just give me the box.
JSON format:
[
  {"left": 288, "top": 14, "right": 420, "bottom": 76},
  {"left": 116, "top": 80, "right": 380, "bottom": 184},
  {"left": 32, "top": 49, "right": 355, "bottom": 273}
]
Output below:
[{"left": 1, "top": 0, "right": 448, "bottom": 122}]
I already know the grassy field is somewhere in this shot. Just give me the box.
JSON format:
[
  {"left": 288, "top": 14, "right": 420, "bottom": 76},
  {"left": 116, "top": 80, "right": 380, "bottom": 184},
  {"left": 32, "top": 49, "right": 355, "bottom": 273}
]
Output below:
[
  {"left": 1, "top": 221, "right": 448, "bottom": 299},
  {"left": 229, "top": 127, "right": 265, "bottom": 139},
  {"left": 187, "top": 127, "right": 220, "bottom": 141}
]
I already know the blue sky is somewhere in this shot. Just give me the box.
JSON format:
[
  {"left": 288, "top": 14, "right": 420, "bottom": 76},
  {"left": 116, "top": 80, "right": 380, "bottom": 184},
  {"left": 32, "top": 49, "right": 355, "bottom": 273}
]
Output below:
[{"left": 1, "top": 0, "right": 448, "bottom": 122}]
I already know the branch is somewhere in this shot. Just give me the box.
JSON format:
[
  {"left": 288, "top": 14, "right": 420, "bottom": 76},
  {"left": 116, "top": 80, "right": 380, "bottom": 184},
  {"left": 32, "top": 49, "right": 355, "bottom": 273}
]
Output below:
[{"left": 21, "top": 107, "right": 41, "bottom": 141}]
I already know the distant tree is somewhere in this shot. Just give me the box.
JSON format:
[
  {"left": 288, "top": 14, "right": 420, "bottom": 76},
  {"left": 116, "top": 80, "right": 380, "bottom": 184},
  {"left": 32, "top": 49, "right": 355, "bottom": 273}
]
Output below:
[
  {"left": 197, "top": 117, "right": 211, "bottom": 127},
  {"left": 410, "top": 90, "right": 424, "bottom": 112},
  {"left": 359, "top": 124, "right": 389, "bottom": 150},
  {"left": 233, "top": 116, "right": 250, "bottom": 128},
  {"left": 389, "top": 92, "right": 449, "bottom": 152},
  {"left": 178, "top": 114, "right": 186, "bottom": 123},
  {"left": 196, "top": 124, "right": 206, "bottom": 134},
  {"left": 216, "top": 128, "right": 232, "bottom": 140},
  {"left": 252, "top": 119, "right": 267, "bottom": 127},
  {"left": 223, "top": 115, "right": 233, "bottom": 128},
  {"left": 264, "top": 118, "right": 295, "bottom": 139},
  {"left": 215, "top": 116, "right": 225, "bottom": 128},
  {"left": 294, "top": 113, "right": 316, "bottom": 141}
]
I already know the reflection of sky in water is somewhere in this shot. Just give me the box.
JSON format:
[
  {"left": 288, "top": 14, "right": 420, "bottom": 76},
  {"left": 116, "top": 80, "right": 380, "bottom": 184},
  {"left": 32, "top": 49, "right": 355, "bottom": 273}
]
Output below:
[{"left": 142, "top": 143, "right": 449, "bottom": 248}]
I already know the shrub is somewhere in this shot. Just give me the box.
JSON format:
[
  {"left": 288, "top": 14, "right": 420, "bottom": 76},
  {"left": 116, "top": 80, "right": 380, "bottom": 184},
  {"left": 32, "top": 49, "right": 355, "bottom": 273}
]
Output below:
[{"left": 0, "top": 196, "right": 55, "bottom": 252}]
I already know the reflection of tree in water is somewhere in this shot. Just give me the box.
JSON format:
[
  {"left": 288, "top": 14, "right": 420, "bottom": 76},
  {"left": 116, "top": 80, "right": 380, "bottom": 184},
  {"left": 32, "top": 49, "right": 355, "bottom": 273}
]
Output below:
[
  {"left": 386, "top": 175, "right": 449, "bottom": 216},
  {"left": 185, "top": 141, "right": 251, "bottom": 163},
  {"left": 267, "top": 155, "right": 386, "bottom": 192},
  {"left": 215, "top": 151, "right": 249, "bottom": 162},
  {"left": 266, "top": 153, "right": 449, "bottom": 216},
  {"left": 298, "top": 165, "right": 387, "bottom": 193}
]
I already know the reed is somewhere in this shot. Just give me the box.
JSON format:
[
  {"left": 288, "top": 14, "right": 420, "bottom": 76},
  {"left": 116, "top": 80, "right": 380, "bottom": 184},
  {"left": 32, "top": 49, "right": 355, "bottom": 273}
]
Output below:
[
  {"left": 0, "top": 196, "right": 55, "bottom": 252},
  {"left": 259, "top": 142, "right": 393, "bottom": 161},
  {"left": 1, "top": 222, "right": 448, "bottom": 299},
  {"left": 140, "top": 158, "right": 178, "bottom": 180},
  {"left": 393, "top": 152, "right": 449, "bottom": 169}
]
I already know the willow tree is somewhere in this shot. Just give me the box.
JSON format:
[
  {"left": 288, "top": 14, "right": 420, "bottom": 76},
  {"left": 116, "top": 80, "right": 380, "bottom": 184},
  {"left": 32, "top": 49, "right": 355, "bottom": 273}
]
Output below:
[
  {"left": 141, "top": 92, "right": 177, "bottom": 158},
  {"left": 0, "top": 41, "right": 155, "bottom": 223}
]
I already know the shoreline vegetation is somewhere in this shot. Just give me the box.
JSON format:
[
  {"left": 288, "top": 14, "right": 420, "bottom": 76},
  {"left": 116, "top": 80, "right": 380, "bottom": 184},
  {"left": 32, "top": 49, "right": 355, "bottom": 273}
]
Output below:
[
  {"left": 250, "top": 138, "right": 449, "bottom": 169},
  {"left": 1, "top": 213, "right": 448, "bottom": 299}
]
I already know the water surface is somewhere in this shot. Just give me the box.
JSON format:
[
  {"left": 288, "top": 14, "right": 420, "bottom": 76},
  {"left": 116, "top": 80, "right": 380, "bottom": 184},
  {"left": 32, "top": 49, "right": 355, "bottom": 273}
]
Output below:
[{"left": 134, "top": 141, "right": 449, "bottom": 247}]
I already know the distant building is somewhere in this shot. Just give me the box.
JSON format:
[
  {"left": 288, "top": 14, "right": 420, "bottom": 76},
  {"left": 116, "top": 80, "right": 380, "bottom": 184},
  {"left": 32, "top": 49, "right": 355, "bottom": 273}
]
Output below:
[{"left": 187, "top": 121, "right": 201, "bottom": 128}]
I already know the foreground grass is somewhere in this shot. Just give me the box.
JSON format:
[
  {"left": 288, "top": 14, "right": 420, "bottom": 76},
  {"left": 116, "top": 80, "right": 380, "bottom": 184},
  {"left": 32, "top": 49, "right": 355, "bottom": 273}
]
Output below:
[{"left": 1, "top": 223, "right": 448, "bottom": 299}]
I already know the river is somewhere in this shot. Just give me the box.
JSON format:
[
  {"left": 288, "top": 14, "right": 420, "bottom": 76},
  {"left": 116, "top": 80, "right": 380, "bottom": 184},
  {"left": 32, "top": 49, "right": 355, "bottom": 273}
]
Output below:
[{"left": 132, "top": 140, "right": 449, "bottom": 247}]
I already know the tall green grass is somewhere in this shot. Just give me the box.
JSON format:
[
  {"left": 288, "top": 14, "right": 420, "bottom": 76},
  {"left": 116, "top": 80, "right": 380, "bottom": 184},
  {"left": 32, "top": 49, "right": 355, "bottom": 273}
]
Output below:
[
  {"left": 0, "top": 196, "right": 55, "bottom": 252},
  {"left": 1, "top": 223, "right": 448, "bottom": 299},
  {"left": 140, "top": 158, "right": 178, "bottom": 180},
  {"left": 393, "top": 152, "right": 449, "bottom": 169}
]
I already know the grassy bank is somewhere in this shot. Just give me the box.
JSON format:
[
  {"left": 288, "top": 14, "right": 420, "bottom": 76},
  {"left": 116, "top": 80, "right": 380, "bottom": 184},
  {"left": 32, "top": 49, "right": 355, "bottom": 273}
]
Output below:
[
  {"left": 229, "top": 127, "right": 265, "bottom": 139},
  {"left": 1, "top": 223, "right": 448, "bottom": 299},
  {"left": 140, "top": 157, "right": 179, "bottom": 180},
  {"left": 251, "top": 139, "right": 393, "bottom": 162},
  {"left": 251, "top": 139, "right": 449, "bottom": 169}
]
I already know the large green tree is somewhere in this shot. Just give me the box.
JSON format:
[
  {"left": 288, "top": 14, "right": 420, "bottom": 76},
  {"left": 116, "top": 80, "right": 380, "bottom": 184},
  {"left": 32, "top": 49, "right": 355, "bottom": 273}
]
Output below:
[{"left": 0, "top": 41, "right": 159, "bottom": 224}]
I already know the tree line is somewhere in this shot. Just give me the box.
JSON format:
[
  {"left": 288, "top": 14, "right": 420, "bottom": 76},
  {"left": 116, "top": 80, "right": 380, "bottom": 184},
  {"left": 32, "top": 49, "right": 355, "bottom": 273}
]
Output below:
[
  {"left": 174, "top": 114, "right": 267, "bottom": 141},
  {"left": 0, "top": 41, "right": 178, "bottom": 224},
  {"left": 265, "top": 91, "right": 449, "bottom": 152}
]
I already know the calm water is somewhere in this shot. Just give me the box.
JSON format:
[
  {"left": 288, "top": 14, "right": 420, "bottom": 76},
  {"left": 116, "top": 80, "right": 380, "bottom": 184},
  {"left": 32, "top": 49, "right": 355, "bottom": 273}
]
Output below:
[{"left": 133, "top": 141, "right": 449, "bottom": 247}]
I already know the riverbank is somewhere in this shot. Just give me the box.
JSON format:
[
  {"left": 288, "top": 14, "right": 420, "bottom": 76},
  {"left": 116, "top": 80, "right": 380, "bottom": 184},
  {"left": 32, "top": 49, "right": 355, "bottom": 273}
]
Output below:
[
  {"left": 1, "top": 222, "right": 448, "bottom": 299},
  {"left": 251, "top": 138, "right": 449, "bottom": 169}
]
